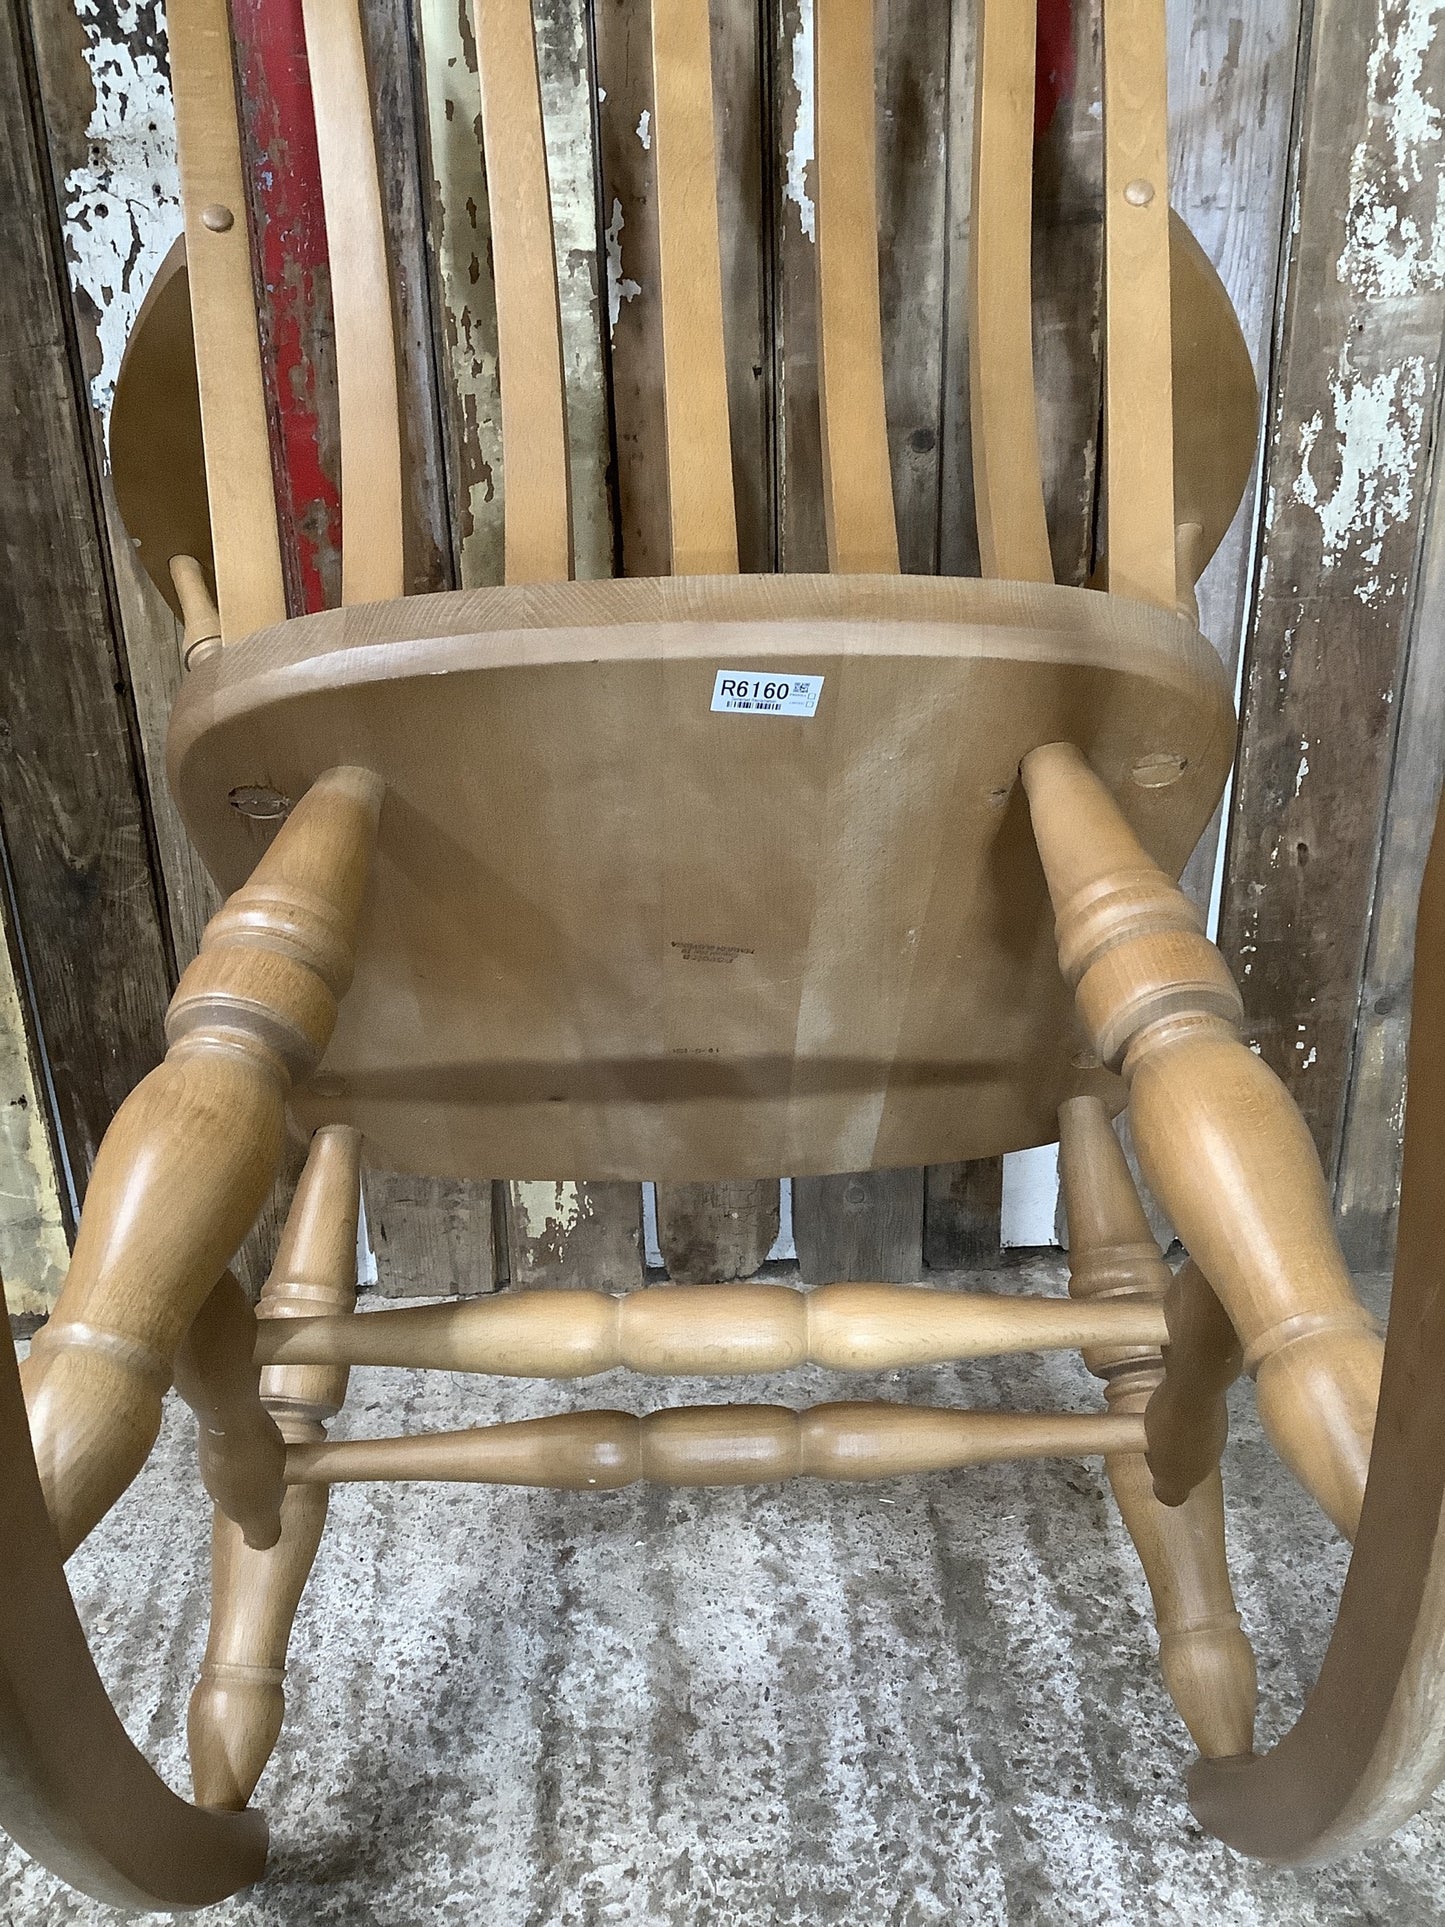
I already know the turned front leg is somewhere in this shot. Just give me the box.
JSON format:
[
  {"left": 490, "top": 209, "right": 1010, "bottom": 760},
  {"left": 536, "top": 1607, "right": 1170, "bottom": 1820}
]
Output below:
[
  {"left": 189, "top": 1125, "right": 360, "bottom": 1810},
  {"left": 1025, "top": 743, "right": 1382, "bottom": 1537},
  {"left": 1059, "top": 1094, "right": 1255, "bottom": 1759},
  {"left": 22, "top": 768, "right": 382, "bottom": 1555}
]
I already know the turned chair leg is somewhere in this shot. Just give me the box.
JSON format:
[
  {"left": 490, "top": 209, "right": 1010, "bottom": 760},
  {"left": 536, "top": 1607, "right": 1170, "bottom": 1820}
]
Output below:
[
  {"left": 189, "top": 1125, "right": 361, "bottom": 1811},
  {"left": 21, "top": 767, "right": 382, "bottom": 1556},
  {"left": 1059, "top": 1094, "right": 1256, "bottom": 1759},
  {"left": 1024, "top": 743, "right": 1382, "bottom": 1539}
]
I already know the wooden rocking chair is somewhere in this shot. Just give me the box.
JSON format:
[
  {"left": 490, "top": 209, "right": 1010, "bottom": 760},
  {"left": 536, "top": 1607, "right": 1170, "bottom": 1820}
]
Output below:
[{"left": 6, "top": 0, "right": 1445, "bottom": 1905}]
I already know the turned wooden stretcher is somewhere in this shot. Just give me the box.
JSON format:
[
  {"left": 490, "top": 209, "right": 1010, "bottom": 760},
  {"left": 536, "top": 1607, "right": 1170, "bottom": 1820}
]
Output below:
[{"left": 7, "top": 0, "right": 1445, "bottom": 1905}]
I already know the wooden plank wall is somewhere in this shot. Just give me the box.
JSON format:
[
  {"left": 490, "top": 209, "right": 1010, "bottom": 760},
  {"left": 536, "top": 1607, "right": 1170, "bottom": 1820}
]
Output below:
[{"left": 3, "top": 0, "right": 1444, "bottom": 1314}]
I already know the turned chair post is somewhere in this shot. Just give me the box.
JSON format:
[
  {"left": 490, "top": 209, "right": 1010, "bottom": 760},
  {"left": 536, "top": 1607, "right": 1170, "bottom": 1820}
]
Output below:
[
  {"left": 1024, "top": 742, "right": 1383, "bottom": 1539},
  {"left": 1145, "top": 1260, "right": 1244, "bottom": 1508},
  {"left": 21, "top": 767, "right": 382, "bottom": 1556},
  {"left": 189, "top": 1124, "right": 361, "bottom": 1811},
  {"left": 1058, "top": 1095, "right": 1255, "bottom": 1759}
]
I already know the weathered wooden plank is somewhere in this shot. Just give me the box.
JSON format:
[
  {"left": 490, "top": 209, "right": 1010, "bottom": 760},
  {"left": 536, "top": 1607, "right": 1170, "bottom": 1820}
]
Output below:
[
  {"left": 415, "top": 0, "right": 505, "bottom": 588},
  {"left": 1216, "top": 0, "right": 1445, "bottom": 1178},
  {"left": 923, "top": 1158, "right": 1004, "bottom": 1273},
  {"left": 0, "top": 909, "right": 70, "bottom": 1322},
  {"left": 535, "top": 0, "right": 613, "bottom": 581},
  {"left": 654, "top": 1181, "right": 779, "bottom": 1284},
  {"left": 0, "top": 0, "right": 175, "bottom": 1190},
  {"left": 1337, "top": 388, "right": 1445, "bottom": 1267},
  {"left": 505, "top": 1181, "right": 643, "bottom": 1290},
  {"left": 793, "top": 1170, "right": 925, "bottom": 1286}
]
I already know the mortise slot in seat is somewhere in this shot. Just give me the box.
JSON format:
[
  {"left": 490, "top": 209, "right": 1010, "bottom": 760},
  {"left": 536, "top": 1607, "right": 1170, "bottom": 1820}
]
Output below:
[
  {"left": 254, "top": 1281, "right": 1168, "bottom": 1378},
  {"left": 285, "top": 1401, "right": 1146, "bottom": 1490}
]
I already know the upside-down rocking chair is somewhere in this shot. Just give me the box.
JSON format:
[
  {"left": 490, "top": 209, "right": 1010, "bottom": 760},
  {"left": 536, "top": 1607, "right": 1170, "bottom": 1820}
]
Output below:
[{"left": 6, "top": 0, "right": 1445, "bottom": 1906}]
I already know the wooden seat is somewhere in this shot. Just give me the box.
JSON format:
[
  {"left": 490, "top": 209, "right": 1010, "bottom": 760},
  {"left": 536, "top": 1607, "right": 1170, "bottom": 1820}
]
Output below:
[
  {"left": 7, "top": 0, "right": 1445, "bottom": 1904},
  {"left": 171, "top": 571, "right": 1232, "bottom": 1180}
]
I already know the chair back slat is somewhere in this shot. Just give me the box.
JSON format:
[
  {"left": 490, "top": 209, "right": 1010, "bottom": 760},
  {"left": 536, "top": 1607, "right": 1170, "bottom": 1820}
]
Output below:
[
  {"left": 1101, "top": 0, "right": 1176, "bottom": 609},
  {"left": 969, "top": 0, "right": 1052, "bottom": 583},
  {"left": 651, "top": 0, "right": 738, "bottom": 576},
  {"left": 474, "top": 0, "right": 573, "bottom": 585},
  {"left": 168, "top": 0, "right": 286, "bottom": 641},
  {"left": 814, "top": 0, "right": 899, "bottom": 575},
  {"left": 301, "top": 0, "right": 407, "bottom": 606}
]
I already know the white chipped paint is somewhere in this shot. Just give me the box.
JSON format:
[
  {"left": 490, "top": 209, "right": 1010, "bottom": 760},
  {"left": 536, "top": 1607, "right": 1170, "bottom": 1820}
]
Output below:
[
  {"left": 1294, "top": 737, "right": 1311, "bottom": 798},
  {"left": 1338, "top": 0, "right": 1445, "bottom": 300},
  {"left": 603, "top": 195, "right": 641, "bottom": 338},
  {"left": 61, "top": 0, "right": 180, "bottom": 423},
  {"left": 786, "top": 0, "right": 816, "bottom": 242},
  {"left": 513, "top": 1179, "right": 582, "bottom": 1242},
  {"left": 1291, "top": 346, "right": 1428, "bottom": 603},
  {"left": 635, "top": 107, "right": 651, "bottom": 151}
]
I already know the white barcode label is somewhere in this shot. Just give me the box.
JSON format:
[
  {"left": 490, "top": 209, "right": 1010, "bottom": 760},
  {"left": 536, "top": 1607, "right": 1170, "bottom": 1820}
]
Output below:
[{"left": 710, "top": 670, "right": 824, "bottom": 717}]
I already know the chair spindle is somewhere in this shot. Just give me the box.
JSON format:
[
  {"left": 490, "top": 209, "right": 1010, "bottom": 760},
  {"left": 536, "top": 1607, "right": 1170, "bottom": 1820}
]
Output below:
[
  {"left": 189, "top": 1126, "right": 362, "bottom": 1811},
  {"left": 21, "top": 768, "right": 382, "bottom": 1555},
  {"left": 1059, "top": 1094, "right": 1255, "bottom": 1759},
  {"left": 1146, "top": 1260, "right": 1243, "bottom": 1507},
  {"left": 287, "top": 1401, "right": 1143, "bottom": 1490},
  {"left": 301, "top": 0, "right": 407, "bottom": 603},
  {"left": 254, "top": 1279, "right": 1168, "bottom": 1376},
  {"left": 474, "top": 0, "right": 573, "bottom": 583},
  {"left": 815, "top": 0, "right": 899, "bottom": 573},
  {"left": 172, "top": 1269, "right": 285, "bottom": 1551},
  {"left": 1100, "top": 0, "right": 1177, "bottom": 608},
  {"left": 168, "top": 0, "right": 286, "bottom": 641},
  {"left": 1025, "top": 742, "right": 1383, "bottom": 1538},
  {"left": 651, "top": 0, "right": 739, "bottom": 575},
  {"left": 969, "top": 0, "right": 1052, "bottom": 582}
]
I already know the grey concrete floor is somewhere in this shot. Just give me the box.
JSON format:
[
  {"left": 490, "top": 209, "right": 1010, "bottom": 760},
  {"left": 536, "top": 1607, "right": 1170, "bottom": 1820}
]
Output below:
[{"left": 3, "top": 1262, "right": 1443, "bottom": 1925}]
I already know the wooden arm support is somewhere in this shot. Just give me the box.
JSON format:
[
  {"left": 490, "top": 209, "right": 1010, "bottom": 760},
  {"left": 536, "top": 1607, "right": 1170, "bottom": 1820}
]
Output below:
[
  {"left": 1024, "top": 742, "right": 1382, "bottom": 1539},
  {"left": 1145, "top": 1260, "right": 1243, "bottom": 1508},
  {"left": 1060, "top": 1094, "right": 1255, "bottom": 1759},
  {"left": 253, "top": 1282, "right": 1169, "bottom": 1378},
  {"left": 173, "top": 1270, "right": 286, "bottom": 1551},
  {"left": 21, "top": 767, "right": 382, "bottom": 1556},
  {"left": 285, "top": 1403, "right": 1143, "bottom": 1490}
]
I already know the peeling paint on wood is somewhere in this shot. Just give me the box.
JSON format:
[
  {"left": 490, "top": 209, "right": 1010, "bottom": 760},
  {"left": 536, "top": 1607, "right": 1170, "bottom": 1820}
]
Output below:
[
  {"left": 1218, "top": 0, "right": 1445, "bottom": 1178},
  {"left": 0, "top": 935, "right": 70, "bottom": 1319},
  {"left": 53, "top": 0, "right": 179, "bottom": 419},
  {"left": 506, "top": 1179, "right": 643, "bottom": 1289}
]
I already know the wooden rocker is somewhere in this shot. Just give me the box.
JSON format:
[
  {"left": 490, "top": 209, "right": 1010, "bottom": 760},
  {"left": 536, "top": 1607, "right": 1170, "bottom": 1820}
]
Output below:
[{"left": 7, "top": 0, "right": 1444, "bottom": 1904}]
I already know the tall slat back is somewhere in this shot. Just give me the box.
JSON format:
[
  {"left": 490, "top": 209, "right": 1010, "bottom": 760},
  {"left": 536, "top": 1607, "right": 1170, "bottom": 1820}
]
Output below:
[
  {"left": 168, "top": 0, "right": 286, "bottom": 642},
  {"left": 813, "top": 0, "right": 899, "bottom": 575},
  {"left": 968, "top": 0, "right": 1052, "bottom": 582},
  {"left": 1101, "top": 0, "right": 1176, "bottom": 608},
  {"left": 650, "top": 0, "right": 739, "bottom": 576},
  {"left": 301, "top": 0, "right": 407, "bottom": 605},
  {"left": 473, "top": 0, "right": 573, "bottom": 585}
]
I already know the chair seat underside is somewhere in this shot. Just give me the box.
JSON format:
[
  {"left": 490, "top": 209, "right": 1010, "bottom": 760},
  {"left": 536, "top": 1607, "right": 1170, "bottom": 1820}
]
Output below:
[{"left": 169, "top": 571, "right": 1234, "bottom": 1182}]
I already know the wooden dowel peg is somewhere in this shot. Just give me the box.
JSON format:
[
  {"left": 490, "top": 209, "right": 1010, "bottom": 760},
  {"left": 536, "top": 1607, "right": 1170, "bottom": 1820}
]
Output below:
[
  {"left": 1146, "top": 1261, "right": 1243, "bottom": 1507},
  {"left": 286, "top": 1402, "right": 1143, "bottom": 1490},
  {"left": 22, "top": 768, "right": 382, "bottom": 1556},
  {"left": 169, "top": 554, "right": 222, "bottom": 667},
  {"left": 1060, "top": 1094, "right": 1256, "bottom": 1759},
  {"left": 253, "top": 1280, "right": 1170, "bottom": 1378},
  {"left": 172, "top": 1270, "right": 285, "bottom": 1551},
  {"left": 189, "top": 1126, "right": 362, "bottom": 1811},
  {"left": 1026, "top": 742, "right": 1383, "bottom": 1539}
]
